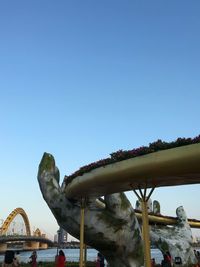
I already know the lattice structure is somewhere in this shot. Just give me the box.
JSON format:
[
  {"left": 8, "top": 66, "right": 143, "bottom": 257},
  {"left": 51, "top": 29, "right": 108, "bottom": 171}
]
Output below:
[{"left": 0, "top": 208, "right": 31, "bottom": 235}]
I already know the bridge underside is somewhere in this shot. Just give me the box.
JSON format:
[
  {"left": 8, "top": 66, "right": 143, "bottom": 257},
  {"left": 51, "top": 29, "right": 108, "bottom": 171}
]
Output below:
[{"left": 0, "top": 241, "right": 48, "bottom": 252}]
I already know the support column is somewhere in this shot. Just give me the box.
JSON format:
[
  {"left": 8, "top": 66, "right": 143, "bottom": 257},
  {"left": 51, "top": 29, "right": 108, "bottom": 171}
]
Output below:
[
  {"left": 79, "top": 198, "right": 85, "bottom": 267},
  {"left": 132, "top": 186, "right": 155, "bottom": 267},
  {"left": 39, "top": 243, "right": 48, "bottom": 249},
  {"left": 23, "top": 241, "right": 39, "bottom": 250},
  {"left": 84, "top": 244, "right": 87, "bottom": 267},
  {"left": 141, "top": 198, "right": 151, "bottom": 267}
]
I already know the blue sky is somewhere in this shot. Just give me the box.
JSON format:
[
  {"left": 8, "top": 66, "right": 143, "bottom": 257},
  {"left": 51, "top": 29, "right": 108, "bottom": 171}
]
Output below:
[{"left": 1, "top": 1, "right": 200, "bottom": 239}]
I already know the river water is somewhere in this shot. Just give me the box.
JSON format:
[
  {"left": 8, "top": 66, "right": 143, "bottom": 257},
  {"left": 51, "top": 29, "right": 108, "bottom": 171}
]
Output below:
[{"left": 0, "top": 248, "right": 164, "bottom": 264}]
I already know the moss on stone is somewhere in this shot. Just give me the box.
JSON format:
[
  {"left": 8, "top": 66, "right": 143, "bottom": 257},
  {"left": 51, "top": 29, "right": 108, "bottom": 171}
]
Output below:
[
  {"left": 131, "top": 242, "right": 144, "bottom": 259},
  {"left": 130, "top": 215, "right": 138, "bottom": 232},
  {"left": 119, "top": 193, "right": 130, "bottom": 210},
  {"left": 91, "top": 232, "right": 118, "bottom": 251},
  {"left": 159, "top": 240, "right": 169, "bottom": 252},
  {"left": 46, "top": 179, "right": 53, "bottom": 188},
  {"left": 97, "top": 210, "right": 126, "bottom": 233},
  {"left": 84, "top": 228, "right": 118, "bottom": 252},
  {"left": 133, "top": 228, "right": 141, "bottom": 240},
  {"left": 130, "top": 211, "right": 136, "bottom": 221},
  {"left": 55, "top": 168, "right": 60, "bottom": 183},
  {"left": 39, "top": 153, "right": 55, "bottom": 174},
  {"left": 175, "top": 243, "right": 183, "bottom": 251},
  {"left": 46, "top": 179, "right": 58, "bottom": 195},
  {"left": 52, "top": 207, "right": 67, "bottom": 222}
]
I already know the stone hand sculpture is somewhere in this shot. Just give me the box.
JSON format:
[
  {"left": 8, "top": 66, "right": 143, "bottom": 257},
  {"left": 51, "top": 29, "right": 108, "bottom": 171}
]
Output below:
[
  {"left": 38, "top": 153, "right": 197, "bottom": 267},
  {"left": 151, "top": 206, "right": 197, "bottom": 265},
  {"left": 38, "top": 153, "right": 144, "bottom": 267}
]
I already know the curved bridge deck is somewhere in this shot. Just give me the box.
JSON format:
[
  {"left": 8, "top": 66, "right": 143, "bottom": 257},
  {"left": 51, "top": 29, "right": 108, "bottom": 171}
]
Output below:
[{"left": 0, "top": 235, "right": 53, "bottom": 245}]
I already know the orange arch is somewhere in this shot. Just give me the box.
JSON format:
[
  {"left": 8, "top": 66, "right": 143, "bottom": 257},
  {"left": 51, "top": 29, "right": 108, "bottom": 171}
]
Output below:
[{"left": 0, "top": 208, "right": 31, "bottom": 235}]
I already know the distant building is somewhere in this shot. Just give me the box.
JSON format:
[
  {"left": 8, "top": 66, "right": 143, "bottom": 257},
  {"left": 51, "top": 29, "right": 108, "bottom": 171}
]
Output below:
[
  {"left": 57, "top": 227, "right": 68, "bottom": 247},
  {"left": 54, "top": 233, "right": 58, "bottom": 243}
]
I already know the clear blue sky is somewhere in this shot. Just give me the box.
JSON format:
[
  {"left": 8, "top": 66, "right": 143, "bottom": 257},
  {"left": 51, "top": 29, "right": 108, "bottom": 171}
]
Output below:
[{"left": 1, "top": 1, "right": 200, "bottom": 239}]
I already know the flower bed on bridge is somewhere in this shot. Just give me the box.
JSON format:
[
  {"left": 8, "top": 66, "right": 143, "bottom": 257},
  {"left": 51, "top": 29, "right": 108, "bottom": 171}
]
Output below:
[{"left": 65, "top": 135, "right": 200, "bottom": 185}]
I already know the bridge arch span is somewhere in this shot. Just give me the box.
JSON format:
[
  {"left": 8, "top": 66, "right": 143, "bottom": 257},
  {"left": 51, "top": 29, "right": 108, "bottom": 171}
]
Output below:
[{"left": 0, "top": 208, "right": 31, "bottom": 235}]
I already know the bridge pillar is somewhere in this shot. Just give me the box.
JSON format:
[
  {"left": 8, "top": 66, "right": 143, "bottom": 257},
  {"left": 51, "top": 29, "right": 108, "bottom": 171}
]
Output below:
[
  {"left": 0, "top": 243, "right": 7, "bottom": 252},
  {"left": 39, "top": 243, "right": 48, "bottom": 249},
  {"left": 23, "top": 241, "right": 39, "bottom": 250}
]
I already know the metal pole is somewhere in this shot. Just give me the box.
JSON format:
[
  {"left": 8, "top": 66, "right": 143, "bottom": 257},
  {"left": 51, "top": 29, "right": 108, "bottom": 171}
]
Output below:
[
  {"left": 79, "top": 198, "right": 85, "bottom": 267},
  {"left": 84, "top": 243, "right": 87, "bottom": 267},
  {"left": 132, "top": 186, "right": 155, "bottom": 267},
  {"left": 57, "top": 229, "right": 61, "bottom": 255},
  {"left": 140, "top": 197, "right": 151, "bottom": 267}
]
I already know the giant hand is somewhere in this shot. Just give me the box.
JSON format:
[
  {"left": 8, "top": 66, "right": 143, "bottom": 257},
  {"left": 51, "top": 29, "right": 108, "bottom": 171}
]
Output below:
[
  {"left": 150, "top": 206, "right": 197, "bottom": 265},
  {"left": 38, "top": 153, "right": 144, "bottom": 267}
]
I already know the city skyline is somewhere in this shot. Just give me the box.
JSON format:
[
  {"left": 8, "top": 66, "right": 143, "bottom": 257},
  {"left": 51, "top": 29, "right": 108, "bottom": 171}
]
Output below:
[{"left": 1, "top": 0, "right": 200, "bottom": 240}]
